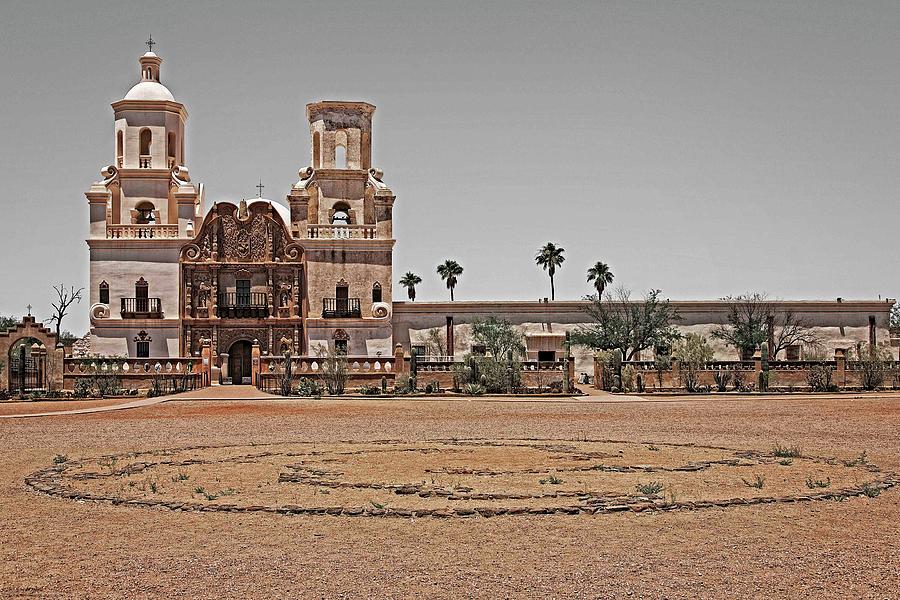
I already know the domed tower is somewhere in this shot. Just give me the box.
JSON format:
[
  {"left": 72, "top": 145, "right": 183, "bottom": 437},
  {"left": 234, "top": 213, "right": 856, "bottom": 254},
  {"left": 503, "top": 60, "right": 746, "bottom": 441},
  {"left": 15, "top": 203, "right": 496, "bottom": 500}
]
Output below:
[
  {"left": 84, "top": 44, "right": 202, "bottom": 358},
  {"left": 287, "top": 101, "right": 396, "bottom": 356}
]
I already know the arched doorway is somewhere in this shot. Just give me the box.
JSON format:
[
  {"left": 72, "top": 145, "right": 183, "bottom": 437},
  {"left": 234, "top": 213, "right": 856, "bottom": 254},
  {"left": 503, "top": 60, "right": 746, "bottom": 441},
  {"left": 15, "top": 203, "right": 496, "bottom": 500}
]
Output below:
[
  {"left": 228, "top": 340, "right": 253, "bottom": 385},
  {"left": 8, "top": 337, "right": 46, "bottom": 393}
]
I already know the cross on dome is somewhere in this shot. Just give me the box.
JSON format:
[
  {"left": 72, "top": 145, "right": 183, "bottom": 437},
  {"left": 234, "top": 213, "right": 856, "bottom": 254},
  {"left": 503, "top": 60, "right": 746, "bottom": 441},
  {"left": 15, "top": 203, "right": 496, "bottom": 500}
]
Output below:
[
  {"left": 146, "top": 34, "right": 156, "bottom": 53},
  {"left": 256, "top": 180, "right": 265, "bottom": 198}
]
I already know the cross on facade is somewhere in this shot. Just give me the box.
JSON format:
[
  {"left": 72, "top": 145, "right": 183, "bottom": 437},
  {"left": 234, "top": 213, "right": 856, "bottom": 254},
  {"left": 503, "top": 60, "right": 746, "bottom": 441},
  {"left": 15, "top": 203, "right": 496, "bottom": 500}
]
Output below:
[
  {"left": 26, "top": 304, "right": 32, "bottom": 316},
  {"left": 256, "top": 180, "right": 265, "bottom": 198},
  {"left": 146, "top": 34, "right": 156, "bottom": 53}
]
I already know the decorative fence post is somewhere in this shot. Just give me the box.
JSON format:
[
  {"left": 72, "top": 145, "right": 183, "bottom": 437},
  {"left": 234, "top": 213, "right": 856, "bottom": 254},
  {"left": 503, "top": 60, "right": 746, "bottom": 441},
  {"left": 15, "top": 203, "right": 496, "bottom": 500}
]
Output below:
[
  {"left": 834, "top": 348, "right": 846, "bottom": 387},
  {"left": 252, "top": 339, "right": 262, "bottom": 388}
]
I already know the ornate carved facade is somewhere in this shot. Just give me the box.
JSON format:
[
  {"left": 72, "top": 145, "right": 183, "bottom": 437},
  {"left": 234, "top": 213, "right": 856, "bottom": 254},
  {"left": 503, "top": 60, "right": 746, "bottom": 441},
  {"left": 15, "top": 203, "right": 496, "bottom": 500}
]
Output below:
[{"left": 180, "top": 200, "right": 305, "bottom": 358}]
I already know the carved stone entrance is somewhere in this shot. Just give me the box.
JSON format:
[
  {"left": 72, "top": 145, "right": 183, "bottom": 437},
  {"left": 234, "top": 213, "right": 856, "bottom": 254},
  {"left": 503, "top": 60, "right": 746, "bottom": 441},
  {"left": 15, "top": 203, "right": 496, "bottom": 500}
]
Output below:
[{"left": 228, "top": 340, "right": 253, "bottom": 385}]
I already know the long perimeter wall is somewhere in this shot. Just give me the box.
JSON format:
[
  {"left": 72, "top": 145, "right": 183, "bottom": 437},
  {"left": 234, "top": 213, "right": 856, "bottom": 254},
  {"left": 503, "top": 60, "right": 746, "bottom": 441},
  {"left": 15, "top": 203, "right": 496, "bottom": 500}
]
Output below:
[{"left": 392, "top": 299, "right": 895, "bottom": 373}]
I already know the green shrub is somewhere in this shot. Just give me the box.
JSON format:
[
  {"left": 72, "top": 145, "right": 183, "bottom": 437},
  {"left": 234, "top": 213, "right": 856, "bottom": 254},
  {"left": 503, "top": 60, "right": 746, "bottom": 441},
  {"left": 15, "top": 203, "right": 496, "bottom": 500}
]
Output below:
[
  {"left": 773, "top": 442, "right": 802, "bottom": 458},
  {"left": 635, "top": 481, "right": 664, "bottom": 495},
  {"left": 462, "top": 383, "right": 485, "bottom": 396},
  {"left": 296, "top": 377, "right": 323, "bottom": 397},
  {"left": 807, "top": 364, "right": 836, "bottom": 392}
]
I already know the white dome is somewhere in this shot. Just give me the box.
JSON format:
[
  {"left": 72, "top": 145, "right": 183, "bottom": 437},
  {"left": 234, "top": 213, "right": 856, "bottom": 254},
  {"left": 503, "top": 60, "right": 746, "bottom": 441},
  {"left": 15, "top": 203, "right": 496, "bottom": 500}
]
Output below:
[
  {"left": 249, "top": 198, "right": 291, "bottom": 223},
  {"left": 123, "top": 80, "right": 175, "bottom": 101}
]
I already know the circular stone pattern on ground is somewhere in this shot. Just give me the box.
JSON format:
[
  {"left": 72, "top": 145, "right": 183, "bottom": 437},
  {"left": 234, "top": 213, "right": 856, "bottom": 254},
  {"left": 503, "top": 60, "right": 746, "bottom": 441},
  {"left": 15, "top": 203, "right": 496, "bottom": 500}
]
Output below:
[{"left": 26, "top": 439, "right": 896, "bottom": 518}]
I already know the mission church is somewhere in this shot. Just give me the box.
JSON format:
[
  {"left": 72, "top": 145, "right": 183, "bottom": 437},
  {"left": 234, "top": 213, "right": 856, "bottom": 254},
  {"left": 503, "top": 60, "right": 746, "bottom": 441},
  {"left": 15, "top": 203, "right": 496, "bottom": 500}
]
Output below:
[{"left": 83, "top": 47, "right": 893, "bottom": 383}]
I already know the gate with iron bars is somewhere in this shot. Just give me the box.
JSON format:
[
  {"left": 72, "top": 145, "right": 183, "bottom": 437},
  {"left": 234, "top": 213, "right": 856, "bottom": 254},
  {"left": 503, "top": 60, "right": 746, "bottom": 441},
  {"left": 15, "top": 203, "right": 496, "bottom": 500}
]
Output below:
[{"left": 8, "top": 343, "right": 47, "bottom": 393}]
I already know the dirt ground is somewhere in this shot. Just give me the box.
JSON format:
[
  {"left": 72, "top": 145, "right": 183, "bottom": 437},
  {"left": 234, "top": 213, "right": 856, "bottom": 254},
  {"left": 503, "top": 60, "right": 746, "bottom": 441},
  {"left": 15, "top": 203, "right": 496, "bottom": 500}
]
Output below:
[{"left": 1, "top": 394, "right": 898, "bottom": 599}]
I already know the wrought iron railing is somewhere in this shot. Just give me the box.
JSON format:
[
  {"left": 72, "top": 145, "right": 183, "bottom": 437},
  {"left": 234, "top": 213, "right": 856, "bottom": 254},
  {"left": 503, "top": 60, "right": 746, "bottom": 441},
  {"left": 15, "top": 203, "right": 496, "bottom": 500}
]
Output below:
[
  {"left": 121, "top": 297, "right": 162, "bottom": 318},
  {"left": 322, "top": 297, "right": 361, "bottom": 318},
  {"left": 217, "top": 292, "right": 269, "bottom": 318}
]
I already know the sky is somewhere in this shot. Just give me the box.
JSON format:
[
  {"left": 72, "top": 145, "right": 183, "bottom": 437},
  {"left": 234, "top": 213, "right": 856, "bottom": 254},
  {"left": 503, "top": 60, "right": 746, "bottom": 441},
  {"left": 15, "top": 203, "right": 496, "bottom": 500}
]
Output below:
[{"left": 1, "top": 0, "right": 899, "bottom": 334}]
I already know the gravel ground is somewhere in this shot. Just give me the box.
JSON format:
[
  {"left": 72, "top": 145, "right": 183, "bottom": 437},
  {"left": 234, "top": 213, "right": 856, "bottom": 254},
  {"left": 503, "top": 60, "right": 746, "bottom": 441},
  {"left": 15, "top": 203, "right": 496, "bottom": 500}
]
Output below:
[{"left": 1, "top": 395, "right": 898, "bottom": 599}]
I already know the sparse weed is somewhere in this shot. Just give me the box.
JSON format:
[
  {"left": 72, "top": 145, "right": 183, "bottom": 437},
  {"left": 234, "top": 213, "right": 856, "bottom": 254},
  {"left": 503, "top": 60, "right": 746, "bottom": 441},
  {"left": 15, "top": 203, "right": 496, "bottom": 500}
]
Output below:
[
  {"left": 635, "top": 481, "right": 664, "bottom": 495},
  {"left": 843, "top": 451, "right": 868, "bottom": 467},
  {"left": 539, "top": 475, "right": 563, "bottom": 485},
  {"left": 171, "top": 472, "right": 190, "bottom": 482},
  {"left": 148, "top": 480, "right": 158, "bottom": 493},
  {"left": 52, "top": 454, "right": 68, "bottom": 465},
  {"left": 193, "top": 486, "right": 206, "bottom": 495},
  {"left": 646, "top": 445, "right": 660, "bottom": 452},
  {"left": 772, "top": 443, "right": 802, "bottom": 458},
  {"left": 371, "top": 501, "right": 386, "bottom": 509},
  {"left": 778, "top": 459, "right": 793, "bottom": 466},
  {"left": 861, "top": 483, "right": 881, "bottom": 498},
  {"left": 742, "top": 474, "right": 766, "bottom": 489},
  {"left": 99, "top": 456, "right": 119, "bottom": 470},
  {"left": 805, "top": 476, "right": 830, "bottom": 489}
]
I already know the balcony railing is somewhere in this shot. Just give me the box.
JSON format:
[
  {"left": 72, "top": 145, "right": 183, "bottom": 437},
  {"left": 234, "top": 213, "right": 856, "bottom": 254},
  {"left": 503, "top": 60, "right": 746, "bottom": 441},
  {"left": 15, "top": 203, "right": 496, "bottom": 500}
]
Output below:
[
  {"left": 121, "top": 297, "right": 163, "bottom": 318},
  {"left": 139, "top": 155, "right": 152, "bottom": 168},
  {"left": 306, "top": 224, "right": 377, "bottom": 239},
  {"left": 322, "top": 297, "right": 361, "bottom": 319},
  {"left": 106, "top": 224, "right": 180, "bottom": 239},
  {"left": 217, "top": 292, "right": 269, "bottom": 318}
]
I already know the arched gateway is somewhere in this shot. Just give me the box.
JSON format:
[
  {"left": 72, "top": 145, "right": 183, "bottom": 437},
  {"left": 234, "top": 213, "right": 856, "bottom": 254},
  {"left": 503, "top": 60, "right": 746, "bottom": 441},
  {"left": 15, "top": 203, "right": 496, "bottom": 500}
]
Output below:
[{"left": 0, "top": 316, "right": 63, "bottom": 394}]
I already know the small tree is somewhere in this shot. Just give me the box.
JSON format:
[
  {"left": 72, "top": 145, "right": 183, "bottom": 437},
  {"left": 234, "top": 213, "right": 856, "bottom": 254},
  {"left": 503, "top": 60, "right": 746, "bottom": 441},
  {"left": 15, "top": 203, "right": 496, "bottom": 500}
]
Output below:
[
  {"left": 850, "top": 342, "right": 894, "bottom": 391},
  {"left": 471, "top": 317, "right": 525, "bottom": 360},
  {"left": 48, "top": 284, "right": 84, "bottom": 342},
  {"left": 891, "top": 303, "right": 900, "bottom": 336},
  {"left": 535, "top": 242, "right": 565, "bottom": 301},
  {"left": 398, "top": 272, "right": 422, "bottom": 301},
  {"left": 0, "top": 315, "right": 17, "bottom": 332},
  {"left": 436, "top": 260, "right": 463, "bottom": 301},
  {"left": 673, "top": 333, "right": 714, "bottom": 392},
  {"left": 317, "top": 346, "right": 348, "bottom": 395},
  {"left": 419, "top": 327, "right": 446, "bottom": 357},
  {"left": 712, "top": 293, "right": 820, "bottom": 360},
  {"left": 571, "top": 287, "right": 682, "bottom": 364}
]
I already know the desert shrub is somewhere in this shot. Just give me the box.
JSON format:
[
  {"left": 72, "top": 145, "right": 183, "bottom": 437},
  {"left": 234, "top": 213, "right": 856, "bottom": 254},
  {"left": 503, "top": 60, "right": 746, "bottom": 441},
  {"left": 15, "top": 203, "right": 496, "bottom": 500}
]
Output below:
[
  {"left": 805, "top": 476, "right": 830, "bottom": 489},
  {"left": 742, "top": 474, "right": 766, "bottom": 489},
  {"left": 357, "top": 384, "right": 380, "bottom": 395},
  {"left": 673, "top": 334, "right": 714, "bottom": 392},
  {"left": 635, "top": 481, "right": 664, "bottom": 495},
  {"left": 296, "top": 377, "right": 323, "bottom": 397},
  {"left": 394, "top": 374, "right": 414, "bottom": 394},
  {"left": 316, "top": 347, "right": 348, "bottom": 395},
  {"left": 713, "top": 370, "right": 732, "bottom": 392},
  {"left": 806, "top": 364, "right": 836, "bottom": 392},
  {"left": 594, "top": 350, "right": 621, "bottom": 391},
  {"left": 621, "top": 365, "right": 636, "bottom": 393},
  {"left": 548, "top": 380, "right": 564, "bottom": 393},
  {"left": 773, "top": 442, "right": 802, "bottom": 458},
  {"left": 539, "top": 474, "right": 563, "bottom": 485},
  {"left": 53, "top": 454, "right": 68, "bottom": 464},
  {"left": 732, "top": 368, "right": 747, "bottom": 392},
  {"left": 452, "top": 353, "right": 520, "bottom": 393},
  {"left": 861, "top": 483, "right": 881, "bottom": 498},
  {"left": 850, "top": 343, "right": 894, "bottom": 391},
  {"left": 463, "top": 383, "right": 485, "bottom": 396}
]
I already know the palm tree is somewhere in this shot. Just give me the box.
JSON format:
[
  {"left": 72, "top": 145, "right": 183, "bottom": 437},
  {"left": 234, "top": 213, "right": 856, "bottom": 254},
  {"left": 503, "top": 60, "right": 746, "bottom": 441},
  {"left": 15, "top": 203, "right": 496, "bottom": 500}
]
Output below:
[
  {"left": 586, "top": 261, "right": 614, "bottom": 297},
  {"left": 398, "top": 272, "right": 422, "bottom": 301},
  {"left": 535, "top": 242, "right": 565, "bottom": 301},
  {"left": 436, "top": 260, "right": 463, "bottom": 301}
]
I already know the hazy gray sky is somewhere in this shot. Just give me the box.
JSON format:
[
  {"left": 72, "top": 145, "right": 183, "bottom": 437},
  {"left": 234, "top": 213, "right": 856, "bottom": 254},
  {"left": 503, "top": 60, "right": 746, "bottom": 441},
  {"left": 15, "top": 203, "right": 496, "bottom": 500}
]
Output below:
[{"left": 1, "top": 0, "right": 898, "bottom": 333}]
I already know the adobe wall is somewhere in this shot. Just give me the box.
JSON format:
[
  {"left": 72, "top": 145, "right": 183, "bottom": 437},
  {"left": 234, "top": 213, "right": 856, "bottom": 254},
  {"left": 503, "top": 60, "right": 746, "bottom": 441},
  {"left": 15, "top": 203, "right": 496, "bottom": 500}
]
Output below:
[{"left": 0, "top": 316, "right": 65, "bottom": 392}]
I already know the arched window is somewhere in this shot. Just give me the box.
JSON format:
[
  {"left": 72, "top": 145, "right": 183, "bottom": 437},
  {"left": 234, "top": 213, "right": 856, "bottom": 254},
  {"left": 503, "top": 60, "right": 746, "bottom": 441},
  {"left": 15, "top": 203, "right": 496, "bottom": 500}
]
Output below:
[
  {"left": 331, "top": 202, "right": 350, "bottom": 225},
  {"left": 116, "top": 131, "right": 124, "bottom": 166},
  {"left": 135, "top": 202, "right": 156, "bottom": 224},
  {"left": 99, "top": 281, "right": 109, "bottom": 305},
  {"left": 312, "top": 132, "right": 321, "bottom": 167},
  {"left": 372, "top": 282, "right": 382, "bottom": 303},
  {"left": 167, "top": 132, "right": 176, "bottom": 166},
  {"left": 135, "top": 278, "right": 149, "bottom": 314},
  {"left": 335, "top": 145, "right": 347, "bottom": 168},
  {"left": 139, "top": 129, "right": 152, "bottom": 168},
  {"left": 134, "top": 330, "right": 151, "bottom": 358}
]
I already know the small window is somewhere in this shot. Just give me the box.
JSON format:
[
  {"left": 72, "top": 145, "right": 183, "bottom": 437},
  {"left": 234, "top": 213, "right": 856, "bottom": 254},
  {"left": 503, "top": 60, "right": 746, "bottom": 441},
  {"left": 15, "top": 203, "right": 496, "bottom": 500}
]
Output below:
[
  {"left": 335, "top": 339, "right": 348, "bottom": 354},
  {"left": 538, "top": 350, "right": 556, "bottom": 363},
  {"left": 372, "top": 282, "right": 382, "bottom": 303},
  {"left": 134, "top": 330, "right": 152, "bottom": 358},
  {"left": 335, "top": 144, "right": 347, "bottom": 168},
  {"left": 411, "top": 344, "right": 426, "bottom": 357},
  {"left": 99, "top": 281, "right": 109, "bottom": 305},
  {"left": 139, "top": 129, "right": 151, "bottom": 155}
]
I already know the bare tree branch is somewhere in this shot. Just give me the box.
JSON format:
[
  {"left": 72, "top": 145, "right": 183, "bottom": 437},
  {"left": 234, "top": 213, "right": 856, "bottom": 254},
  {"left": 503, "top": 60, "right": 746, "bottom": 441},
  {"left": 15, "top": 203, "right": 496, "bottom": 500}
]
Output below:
[{"left": 48, "top": 284, "right": 84, "bottom": 343}]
